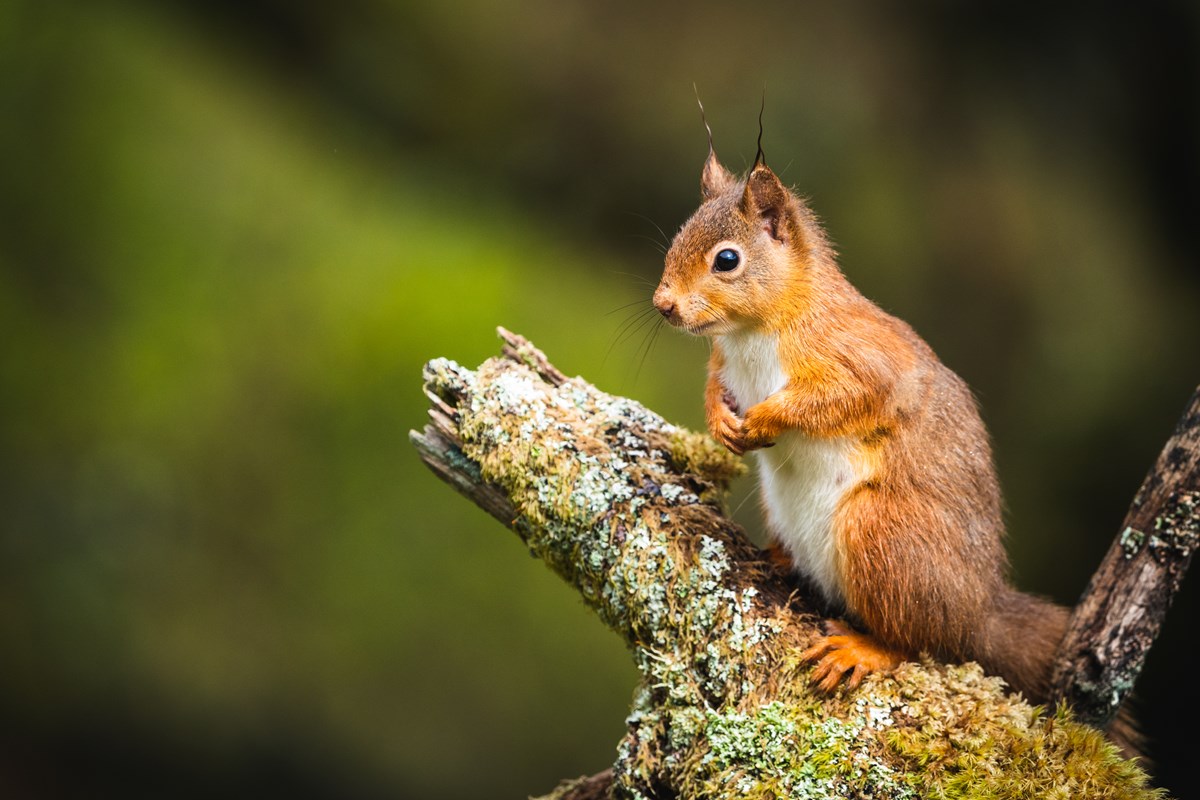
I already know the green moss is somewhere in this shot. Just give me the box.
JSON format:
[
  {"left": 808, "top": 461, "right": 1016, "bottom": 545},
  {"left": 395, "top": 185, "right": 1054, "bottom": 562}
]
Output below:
[
  {"left": 872, "top": 673, "right": 1161, "bottom": 800},
  {"left": 664, "top": 429, "right": 746, "bottom": 492}
]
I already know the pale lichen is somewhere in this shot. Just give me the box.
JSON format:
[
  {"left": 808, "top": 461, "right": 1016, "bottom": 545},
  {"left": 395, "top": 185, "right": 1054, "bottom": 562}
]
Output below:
[
  {"left": 1120, "top": 526, "right": 1146, "bottom": 559},
  {"left": 1150, "top": 490, "right": 1199, "bottom": 559}
]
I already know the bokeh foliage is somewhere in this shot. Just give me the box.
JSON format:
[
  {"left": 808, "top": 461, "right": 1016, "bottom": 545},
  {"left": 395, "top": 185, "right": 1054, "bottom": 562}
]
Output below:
[{"left": 1, "top": 1, "right": 1197, "bottom": 798}]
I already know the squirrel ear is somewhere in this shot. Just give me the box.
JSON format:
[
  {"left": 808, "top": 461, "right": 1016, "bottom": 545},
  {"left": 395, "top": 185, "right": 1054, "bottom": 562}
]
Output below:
[
  {"left": 701, "top": 150, "right": 735, "bottom": 200},
  {"left": 740, "top": 165, "right": 792, "bottom": 244}
]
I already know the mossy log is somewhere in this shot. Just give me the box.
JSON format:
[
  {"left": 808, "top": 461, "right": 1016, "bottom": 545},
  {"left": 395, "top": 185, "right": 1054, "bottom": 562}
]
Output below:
[{"left": 410, "top": 329, "right": 1161, "bottom": 800}]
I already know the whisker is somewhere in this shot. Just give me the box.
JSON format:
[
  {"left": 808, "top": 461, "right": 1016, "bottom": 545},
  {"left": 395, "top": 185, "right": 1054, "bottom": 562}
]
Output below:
[
  {"left": 610, "top": 309, "right": 658, "bottom": 351},
  {"left": 624, "top": 211, "right": 673, "bottom": 249},
  {"left": 631, "top": 316, "right": 665, "bottom": 384},
  {"left": 604, "top": 307, "right": 661, "bottom": 367},
  {"left": 608, "top": 270, "right": 659, "bottom": 289},
  {"left": 625, "top": 232, "right": 668, "bottom": 256},
  {"left": 605, "top": 297, "right": 655, "bottom": 316},
  {"left": 730, "top": 485, "right": 757, "bottom": 518}
]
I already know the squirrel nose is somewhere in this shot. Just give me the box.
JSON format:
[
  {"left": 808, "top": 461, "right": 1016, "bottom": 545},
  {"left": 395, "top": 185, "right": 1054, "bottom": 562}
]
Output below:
[{"left": 653, "top": 290, "right": 676, "bottom": 320}]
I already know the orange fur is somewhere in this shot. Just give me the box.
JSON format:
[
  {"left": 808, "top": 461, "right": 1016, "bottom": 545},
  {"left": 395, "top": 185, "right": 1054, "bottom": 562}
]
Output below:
[{"left": 654, "top": 152, "right": 1136, "bottom": 752}]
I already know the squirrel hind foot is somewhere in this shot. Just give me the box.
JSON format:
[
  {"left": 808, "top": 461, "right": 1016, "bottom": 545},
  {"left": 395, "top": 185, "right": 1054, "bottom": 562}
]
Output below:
[{"left": 801, "top": 623, "right": 906, "bottom": 693}]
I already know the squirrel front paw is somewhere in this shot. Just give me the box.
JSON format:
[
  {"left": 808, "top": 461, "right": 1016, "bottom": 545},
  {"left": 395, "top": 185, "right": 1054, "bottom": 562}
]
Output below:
[
  {"left": 708, "top": 394, "right": 748, "bottom": 455},
  {"left": 734, "top": 405, "right": 779, "bottom": 454},
  {"left": 800, "top": 621, "right": 905, "bottom": 692},
  {"left": 708, "top": 395, "right": 777, "bottom": 456}
]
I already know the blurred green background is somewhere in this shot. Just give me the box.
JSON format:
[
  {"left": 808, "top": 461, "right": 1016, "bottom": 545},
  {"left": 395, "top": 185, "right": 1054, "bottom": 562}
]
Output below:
[{"left": 1, "top": 1, "right": 1197, "bottom": 797}]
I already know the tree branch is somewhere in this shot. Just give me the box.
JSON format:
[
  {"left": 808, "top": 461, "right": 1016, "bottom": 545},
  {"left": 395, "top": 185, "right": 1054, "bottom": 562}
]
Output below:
[
  {"left": 411, "top": 329, "right": 1162, "bottom": 800},
  {"left": 1052, "top": 386, "right": 1200, "bottom": 727}
]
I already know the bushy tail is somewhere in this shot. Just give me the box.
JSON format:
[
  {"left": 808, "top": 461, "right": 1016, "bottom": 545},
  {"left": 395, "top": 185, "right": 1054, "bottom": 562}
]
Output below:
[
  {"left": 978, "top": 588, "right": 1147, "bottom": 763},
  {"left": 977, "top": 588, "right": 1069, "bottom": 703}
]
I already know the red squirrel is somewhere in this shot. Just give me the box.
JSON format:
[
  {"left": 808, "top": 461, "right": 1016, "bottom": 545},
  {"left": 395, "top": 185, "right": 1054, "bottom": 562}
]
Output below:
[{"left": 653, "top": 140, "right": 1140, "bottom": 753}]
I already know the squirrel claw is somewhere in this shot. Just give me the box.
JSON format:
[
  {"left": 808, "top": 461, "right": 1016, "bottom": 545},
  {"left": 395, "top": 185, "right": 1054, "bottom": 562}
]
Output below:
[
  {"left": 716, "top": 432, "right": 745, "bottom": 456},
  {"left": 800, "top": 624, "right": 904, "bottom": 693},
  {"left": 737, "top": 414, "right": 778, "bottom": 453},
  {"left": 716, "top": 426, "right": 775, "bottom": 456},
  {"left": 708, "top": 395, "right": 776, "bottom": 454},
  {"left": 709, "top": 411, "right": 748, "bottom": 455}
]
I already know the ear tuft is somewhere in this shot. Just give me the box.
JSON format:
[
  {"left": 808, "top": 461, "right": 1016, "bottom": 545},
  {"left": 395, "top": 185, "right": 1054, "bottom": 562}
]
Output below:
[
  {"left": 740, "top": 165, "right": 792, "bottom": 243},
  {"left": 701, "top": 150, "right": 736, "bottom": 201}
]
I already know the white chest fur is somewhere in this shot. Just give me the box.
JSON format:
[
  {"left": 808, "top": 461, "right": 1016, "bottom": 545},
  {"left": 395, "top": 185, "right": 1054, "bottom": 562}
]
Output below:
[
  {"left": 717, "top": 332, "right": 859, "bottom": 607},
  {"left": 717, "top": 331, "right": 788, "bottom": 410}
]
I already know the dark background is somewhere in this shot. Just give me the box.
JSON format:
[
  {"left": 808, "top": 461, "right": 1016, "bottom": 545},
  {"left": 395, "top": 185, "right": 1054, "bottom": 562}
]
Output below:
[{"left": 2, "top": 0, "right": 1198, "bottom": 797}]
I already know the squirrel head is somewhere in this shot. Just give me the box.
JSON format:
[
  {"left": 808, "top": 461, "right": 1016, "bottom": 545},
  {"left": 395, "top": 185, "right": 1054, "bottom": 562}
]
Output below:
[{"left": 654, "top": 150, "right": 822, "bottom": 335}]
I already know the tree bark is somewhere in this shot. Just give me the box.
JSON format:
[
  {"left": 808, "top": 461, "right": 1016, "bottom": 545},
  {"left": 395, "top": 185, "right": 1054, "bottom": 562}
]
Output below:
[
  {"left": 411, "top": 328, "right": 1163, "bottom": 800},
  {"left": 1052, "top": 386, "right": 1200, "bottom": 727}
]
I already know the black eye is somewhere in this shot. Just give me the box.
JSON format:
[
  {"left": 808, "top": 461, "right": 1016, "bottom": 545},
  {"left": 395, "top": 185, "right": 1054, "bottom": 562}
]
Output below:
[{"left": 713, "top": 248, "right": 740, "bottom": 272}]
